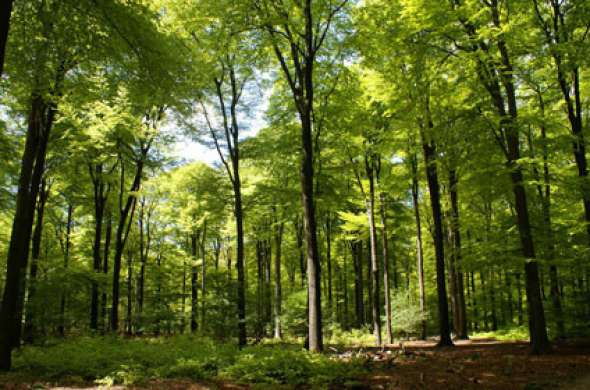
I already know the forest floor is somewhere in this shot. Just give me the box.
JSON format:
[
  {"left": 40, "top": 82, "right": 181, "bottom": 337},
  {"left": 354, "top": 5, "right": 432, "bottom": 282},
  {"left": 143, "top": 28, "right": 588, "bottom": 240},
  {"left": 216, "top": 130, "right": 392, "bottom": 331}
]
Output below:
[
  {"left": 362, "top": 338, "right": 590, "bottom": 389},
  {"left": 1, "top": 338, "right": 590, "bottom": 389}
]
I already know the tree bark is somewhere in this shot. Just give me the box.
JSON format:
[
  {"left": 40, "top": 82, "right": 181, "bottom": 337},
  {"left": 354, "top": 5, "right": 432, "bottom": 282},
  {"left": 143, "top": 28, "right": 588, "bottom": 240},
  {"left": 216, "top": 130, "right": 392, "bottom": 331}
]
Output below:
[
  {"left": 58, "top": 204, "right": 73, "bottom": 337},
  {"left": 23, "top": 179, "right": 50, "bottom": 343},
  {"left": 379, "top": 190, "right": 393, "bottom": 344},
  {"left": 200, "top": 221, "right": 207, "bottom": 333},
  {"left": 273, "top": 214, "right": 284, "bottom": 339},
  {"left": 0, "top": 0, "right": 14, "bottom": 76},
  {"left": 490, "top": 0, "right": 549, "bottom": 353},
  {"left": 190, "top": 232, "right": 199, "bottom": 333},
  {"left": 0, "top": 91, "right": 57, "bottom": 370},
  {"left": 111, "top": 151, "right": 146, "bottom": 332},
  {"left": 352, "top": 241, "right": 364, "bottom": 328},
  {"left": 365, "top": 158, "right": 382, "bottom": 346},
  {"left": 532, "top": 0, "right": 590, "bottom": 244},
  {"left": 90, "top": 164, "right": 106, "bottom": 331},
  {"left": 125, "top": 251, "right": 133, "bottom": 335},
  {"left": 420, "top": 95, "right": 452, "bottom": 347},
  {"left": 448, "top": 169, "right": 468, "bottom": 339},
  {"left": 101, "top": 212, "right": 112, "bottom": 332},
  {"left": 410, "top": 152, "right": 427, "bottom": 340}
]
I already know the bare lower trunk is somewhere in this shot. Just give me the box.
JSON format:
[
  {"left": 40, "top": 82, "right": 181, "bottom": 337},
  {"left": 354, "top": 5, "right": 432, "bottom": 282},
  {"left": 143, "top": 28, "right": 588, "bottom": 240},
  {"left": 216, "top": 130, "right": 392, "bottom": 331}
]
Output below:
[
  {"left": 273, "top": 215, "right": 284, "bottom": 339},
  {"left": 379, "top": 192, "right": 393, "bottom": 344},
  {"left": 0, "top": 93, "right": 55, "bottom": 370},
  {"left": 448, "top": 170, "right": 468, "bottom": 339},
  {"left": 23, "top": 179, "right": 49, "bottom": 343},
  {"left": 411, "top": 153, "right": 426, "bottom": 340},
  {"left": 365, "top": 159, "right": 381, "bottom": 346},
  {"left": 420, "top": 98, "right": 452, "bottom": 346},
  {"left": 352, "top": 241, "right": 364, "bottom": 328},
  {"left": 0, "top": 0, "right": 14, "bottom": 76},
  {"left": 58, "top": 204, "right": 73, "bottom": 337}
]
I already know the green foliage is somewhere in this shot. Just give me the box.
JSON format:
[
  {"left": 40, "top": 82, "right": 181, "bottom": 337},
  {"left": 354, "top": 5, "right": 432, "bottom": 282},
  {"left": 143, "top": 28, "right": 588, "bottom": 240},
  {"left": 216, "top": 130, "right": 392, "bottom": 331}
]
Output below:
[
  {"left": 3, "top": 336, "right": 366, "bottom": 387},
  {"left": 220, "top": 345, "right": 366, "bottom": 387},
  {"left": 471, "top": 326, "right": 531, "bottom": 342},
  {"left": 390, "top": 292, "right": 428, "bottom": 338}
]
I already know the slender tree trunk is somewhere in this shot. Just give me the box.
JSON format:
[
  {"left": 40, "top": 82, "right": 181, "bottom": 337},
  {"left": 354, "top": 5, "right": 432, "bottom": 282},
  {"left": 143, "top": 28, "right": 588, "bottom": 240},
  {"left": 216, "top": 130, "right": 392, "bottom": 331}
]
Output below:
[
  {"left": 487, "top": 0, "right": 549, "bottom": 353},
  {"left": 326, "top": 216, "right": 333, "bottom": 310},
  {"left": 274, "top": 215, "right": 284, "bottom": 339},
  {"left": 101, "top": 212, "right": 112, "bottom": 332},
  {"left": 200, "top": 222, "right": 207, "bottom": 333},
  {"left": 190, "top": 233, "right": 199, "bottom": 333},
  {"left": 23, "top": 179, "right": 50, "bottom": 343},
  {"left": 366, "top": 239, "right": 373, "bottom": 331},
  {"left": 411, "top": 153, "right": 427, "bottom": 340},
  {"left": 125, "top": 251, "right": 133, "bottom": 335},
  {"left": 379, "top": 191, "right": 393, "bottom": 344},
  {"left": 470, "top": 272, "right": 478, "bottom": 331},
  {"left": 352, "top": 241, "right": 364, "bottom": 328},
  {"left": 264, "top": 239, "right": 272, "bottom": 331},
  {"left": 256, "top": 239, "right": 264, "bottom": 341},
  {"left": 111, "top": 151, "right": 146, "bottom": 332},
  {"left": 448, "top": 170, "right": 468, "bottom": 339},
  {"left": 530, "top": 102, "right": 566, "bottom": 338},
  {"left": 420, "top": 95, "right": 452, "bottom": 346},
  {"left": 181, "top": 258, "right": 186, "bottom": 333},
  {"left": 0, "top": 92, "right": 56, "bottom": 370},
  {"left": 58, "top": 204, "right": 73, "bottom": 337},
  {"left": 0, "top": 0, "right": 14, "bottom": 76},
  {"left": 301, "top": 108, "right": 322, "bottom": 351},
  {"left": 506, "top": 272, "right": 514, "bottom": 325},
  {"left": 533, "top": 1, "right": 590, "bottom": 244},
  {"left": 90, "top": 164, "right": 105, "bottom": 331},
  {"left": 296, "top": 218, "right": 306, "bottom": 288},
  {"left": 155, "top": 252, "right": 162, "bottom": 336},
  {"left": 490, "top": 270, "right": 498, "bottom": 331},
  {"left": 365, "top": 158, "right": 382, "bottom": 346}
]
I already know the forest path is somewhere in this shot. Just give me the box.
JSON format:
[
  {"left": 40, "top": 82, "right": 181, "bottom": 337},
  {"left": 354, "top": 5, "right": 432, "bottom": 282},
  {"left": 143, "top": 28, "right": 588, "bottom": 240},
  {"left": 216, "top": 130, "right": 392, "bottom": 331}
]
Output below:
[{"left": 359, "top": 338, "right": 590, "bottom": 389}]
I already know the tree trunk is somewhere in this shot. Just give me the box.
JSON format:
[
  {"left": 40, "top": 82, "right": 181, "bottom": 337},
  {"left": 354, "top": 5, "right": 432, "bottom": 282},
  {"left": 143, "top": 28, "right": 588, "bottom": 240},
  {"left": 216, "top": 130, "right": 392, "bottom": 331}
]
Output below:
[
  {"left": 90, "top": 164, "right": 106, "bottom": 331},
  {"left": 23, "top": 179, "right": 50, "bottom": 343},
  {"left": 181, "top": 258, "right": 187, "bottom": 333},
  {"left": 101, "top": 212, "right": 112, "bottom": 332},
  {"left": 111, "top": 155, "right": 144, "bottom": 332},
  {"left": 256, "top": 239, "right": 264, "bottom": 341},
  {"left": 532, "top": 0, "right": 590, "bottom": 244},
  {"left": 365, "top": 158, "right": 382, "bottom": 346},
  {"left": 273, "top": 215, "right": 284, "bottom": 339},
  {"left": 0, "top": 0, "right": 14, "bottom": 76},
  {"left": 490, "top": 270, "right": 498, "bottom": 331},
  {"left": 296, "top": 217, "right": 306, "bottom": 288},
  {"left": 366, "top": 239, "right": 373, "bottom": 331},
  {"left": 411, "top": 152, "right": 427, "bottom": 340},
  {"left": 487, "top": 0, "right": 549, "bottom": 353},
  {"left": 352, "top": 241, "right": 364, "bottom": 328},
  {"left": 264, "top": 239, "right": 272, "bottom": 331},
  {"left": 0, "top": 92, "right": 56, "bottom": 370},
  {"left": 125, "top": 251, "right": 133, "bottom": 335},
  {"left": 58, "top": 204, "right": 73, "bottom": 337},
  {"left": 448, "top": 170, "right": 468, "bottom": 339},
  {"left": 379, "top": 190, "right": 393, "bottom": 344},
  {"left": 191, "top": 233, "right": 199, "bottom": 333},
  {"left": 200, "top": 221, "right": 207, "bottom": 333},
  {"left": 420, "top": 97, "right": 452, "bottom": 346}
]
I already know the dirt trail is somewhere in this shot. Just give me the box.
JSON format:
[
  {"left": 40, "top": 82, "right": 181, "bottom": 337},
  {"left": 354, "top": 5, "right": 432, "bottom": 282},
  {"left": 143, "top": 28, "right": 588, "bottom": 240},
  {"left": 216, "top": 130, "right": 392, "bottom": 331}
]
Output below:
[{"left": 362, "top": 338, "right": 590, "bottom": 389}]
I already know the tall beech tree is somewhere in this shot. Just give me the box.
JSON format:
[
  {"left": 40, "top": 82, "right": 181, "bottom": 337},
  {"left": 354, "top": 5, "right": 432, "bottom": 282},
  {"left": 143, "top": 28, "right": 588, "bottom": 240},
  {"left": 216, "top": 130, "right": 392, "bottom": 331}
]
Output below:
[{"left": 255, "top": 0, "right": 350, "bottom": 353}]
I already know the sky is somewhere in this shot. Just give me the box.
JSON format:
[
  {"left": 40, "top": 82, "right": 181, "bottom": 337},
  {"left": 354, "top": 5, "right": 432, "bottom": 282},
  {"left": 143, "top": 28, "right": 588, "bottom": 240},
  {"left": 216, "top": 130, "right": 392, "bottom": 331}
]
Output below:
[{"left": 170, "top": 82, "right": 272, "bottom": 167}]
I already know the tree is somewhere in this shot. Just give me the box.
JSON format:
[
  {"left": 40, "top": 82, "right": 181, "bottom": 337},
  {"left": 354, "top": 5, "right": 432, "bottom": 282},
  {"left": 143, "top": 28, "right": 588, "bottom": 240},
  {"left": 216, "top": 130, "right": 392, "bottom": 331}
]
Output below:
[
  {"left": 255, "top": 0, "right": 350, "bottom": 352},
  {"left": 0, "top": 0, "right": 14, "bottom": 76}
]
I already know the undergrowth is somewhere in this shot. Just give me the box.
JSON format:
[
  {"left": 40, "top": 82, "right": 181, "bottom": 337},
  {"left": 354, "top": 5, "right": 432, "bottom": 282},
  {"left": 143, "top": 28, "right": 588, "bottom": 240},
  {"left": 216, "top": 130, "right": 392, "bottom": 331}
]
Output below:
[{"left": 1, "top": 335, "right": 367, "bottom": 388}]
